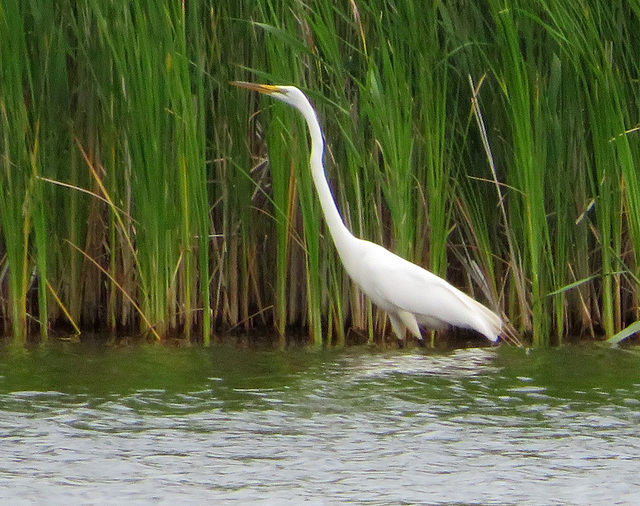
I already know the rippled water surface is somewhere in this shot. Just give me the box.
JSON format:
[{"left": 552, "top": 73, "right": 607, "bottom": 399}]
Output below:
[{"left": 1, "top": 341, "right": 639, "bottom": 504}]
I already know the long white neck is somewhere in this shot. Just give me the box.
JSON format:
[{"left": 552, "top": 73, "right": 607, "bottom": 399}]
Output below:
[{"left": 294, "top": 97, "right": 356, "bottom": 254}]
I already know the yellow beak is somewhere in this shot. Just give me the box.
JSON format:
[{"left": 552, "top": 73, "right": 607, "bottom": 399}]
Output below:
[{"left": 230, "top": 81, "right": 280, "bottom": 95}]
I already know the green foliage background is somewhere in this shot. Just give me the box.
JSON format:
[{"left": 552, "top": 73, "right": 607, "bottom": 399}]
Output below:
[{"left": 0, "top": 0, "right": 638, "bottom": 346}]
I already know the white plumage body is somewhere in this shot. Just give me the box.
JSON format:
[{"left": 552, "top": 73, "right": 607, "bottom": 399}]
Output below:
[{"left": 338, "top": 236, "right": 501, "bottom": 342}]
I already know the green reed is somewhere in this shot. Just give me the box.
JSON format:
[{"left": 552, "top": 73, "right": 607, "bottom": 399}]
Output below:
[
  {"left": 1, "top": 0, "right": 638, "bottom": 346},
  {"left": 0, "top": 0, "right": 30, "bottom": 339}
]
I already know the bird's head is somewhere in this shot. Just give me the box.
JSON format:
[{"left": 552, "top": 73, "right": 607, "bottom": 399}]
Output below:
[{"left": 231, "top": 81, "right": 305, "bottom": 108}]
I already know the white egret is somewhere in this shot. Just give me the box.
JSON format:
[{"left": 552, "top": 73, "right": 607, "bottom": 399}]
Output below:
[{"left": 232, "top": 81, "right": 502, "bottom": 344}]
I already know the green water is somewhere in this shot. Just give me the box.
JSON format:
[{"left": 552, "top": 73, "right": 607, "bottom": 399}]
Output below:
[{"left": 1, "top": 341, "right": 639, "bottom": 504}]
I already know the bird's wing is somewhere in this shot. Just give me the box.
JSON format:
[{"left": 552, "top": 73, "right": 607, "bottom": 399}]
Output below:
[{"left": 357, "top": 242, "right": 501, "bottom": 338}]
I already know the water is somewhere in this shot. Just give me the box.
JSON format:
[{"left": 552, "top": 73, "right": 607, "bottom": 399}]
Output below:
[{"left": 1, "top": 341, "right": 639, "bottom": 504}]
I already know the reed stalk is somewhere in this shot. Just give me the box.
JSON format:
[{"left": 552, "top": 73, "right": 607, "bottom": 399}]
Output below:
[{"left": 0, "top": 0, "right": 37, "bottom": 339}]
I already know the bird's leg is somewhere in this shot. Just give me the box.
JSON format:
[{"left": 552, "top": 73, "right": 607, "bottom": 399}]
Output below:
[
  {"left": 397, "top": 310, "right": 422, "bottom": 347},
  {"left": 388, "top": 314, "right": 407, "bottom": 348}
]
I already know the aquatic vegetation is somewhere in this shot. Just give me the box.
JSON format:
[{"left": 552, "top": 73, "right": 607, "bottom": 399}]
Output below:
[{"left": 0, "top": 0, "right": 638, "bottom": 346}]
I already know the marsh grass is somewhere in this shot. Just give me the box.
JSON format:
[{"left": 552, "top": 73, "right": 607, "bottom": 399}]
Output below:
[{"left": 1, "top": 0, "right": 638, "bottom": 346}]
